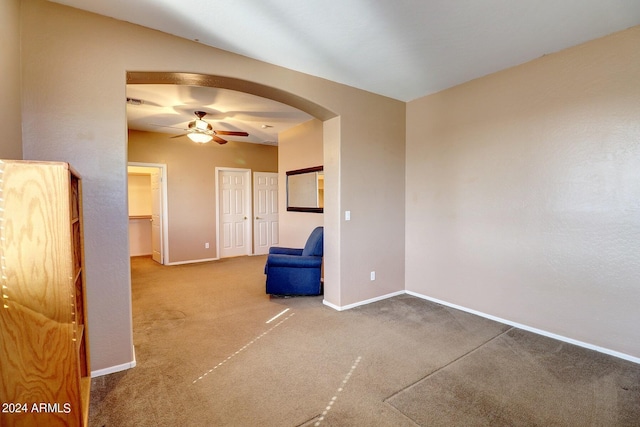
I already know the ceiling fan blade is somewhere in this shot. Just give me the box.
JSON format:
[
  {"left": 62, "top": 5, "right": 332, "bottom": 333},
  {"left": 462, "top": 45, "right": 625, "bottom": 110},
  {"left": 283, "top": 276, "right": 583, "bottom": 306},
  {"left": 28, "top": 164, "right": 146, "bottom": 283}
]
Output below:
[
  {"left": 170, "top": 134, "right": 187, "bottom": 139},
  {"left": 214, "top": 130, "right": 249, "bottom": 137},
  {"left": 213, "top": 135, "right": 228, "bottom": 144}
]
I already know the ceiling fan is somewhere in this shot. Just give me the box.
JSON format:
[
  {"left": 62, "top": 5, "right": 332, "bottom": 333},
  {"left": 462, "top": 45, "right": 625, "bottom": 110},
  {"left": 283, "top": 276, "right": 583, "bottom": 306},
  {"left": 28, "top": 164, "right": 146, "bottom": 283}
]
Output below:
[{"left": 168, "top": 111, "right": 249, "bottom": 144}]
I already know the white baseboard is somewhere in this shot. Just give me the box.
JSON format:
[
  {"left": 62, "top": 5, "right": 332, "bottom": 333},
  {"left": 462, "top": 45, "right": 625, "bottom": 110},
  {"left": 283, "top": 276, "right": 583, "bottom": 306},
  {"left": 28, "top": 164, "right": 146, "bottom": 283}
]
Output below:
[
  {"left": 323, "top": 290, "right": 405, "bottom": 311},
  {"left": 165, "top": 257, "right": 218, "bottom": 266},
  {"left": 406, "top": 290, "right": 640, "bottom": 365},
  {"left": 91, "top": 346, "right": 137, "bottom": 378},
  {"left": 322, "top": 299, "right": 342, "bottom": 311}
]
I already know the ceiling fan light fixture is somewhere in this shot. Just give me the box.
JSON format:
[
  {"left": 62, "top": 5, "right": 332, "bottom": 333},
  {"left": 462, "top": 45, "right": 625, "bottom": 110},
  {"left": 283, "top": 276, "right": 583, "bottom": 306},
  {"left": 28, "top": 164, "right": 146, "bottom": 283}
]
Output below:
[
  {"left": 187, "top": 132, "right": 213, "bottom": 143},
  {"left": 192, "top": 119, "right": 211, "bottom": 131}
]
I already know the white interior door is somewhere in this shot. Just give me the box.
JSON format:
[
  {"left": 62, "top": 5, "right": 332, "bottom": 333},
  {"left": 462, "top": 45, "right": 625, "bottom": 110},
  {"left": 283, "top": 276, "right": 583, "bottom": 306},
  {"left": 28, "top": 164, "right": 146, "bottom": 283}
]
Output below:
[
  {"left": 253, "top": 172, "right": 279, "bottom": 255},
  {"left": 150, "top": 168, "right": 163, "bottom": 264},
  {"left": 219, "top": 169, "right": 252, "bottom": 258}
]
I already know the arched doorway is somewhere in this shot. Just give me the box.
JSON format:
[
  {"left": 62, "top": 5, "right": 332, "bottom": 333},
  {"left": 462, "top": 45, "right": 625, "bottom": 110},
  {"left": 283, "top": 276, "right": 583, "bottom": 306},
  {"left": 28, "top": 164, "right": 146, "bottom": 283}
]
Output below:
[
  {"left": 127, "top": 72, "right": 337, "bottom": 122},
  {"left": 125, "top": 71, "right": 339, "bottom": 300}
]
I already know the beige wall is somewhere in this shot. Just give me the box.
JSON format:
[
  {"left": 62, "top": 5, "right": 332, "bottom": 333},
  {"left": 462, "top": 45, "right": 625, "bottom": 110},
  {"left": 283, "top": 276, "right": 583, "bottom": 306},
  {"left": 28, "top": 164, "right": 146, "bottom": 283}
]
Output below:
[
  {"left": 128, "top": 130, "right": 278, "bottom": 263},
  {"left": 127, "top": 174, "right": 152, "bottom": 216},
  {"left": 0, "top": 0, "right": 22, "bottom": 159},
  {"left": 406, "top": 26, "right": 640, "bottom": 359},
  {"left": 322, "top": 117, "right": 342, "bottom": 306},
  {"left": 339, "top": 103, "right": 406, "bottom": 308},
  {"left": 19, "top": 0, "right": 405, "bottom": 372},
  {"left": 127, "top": 173, "right": 153, "bottom": 257},
  {"left": 128, "top": 219, "right": 152, "bottom": 257},
  {"left": 278, "top": 119, "right": 324, "bottom": 248}
]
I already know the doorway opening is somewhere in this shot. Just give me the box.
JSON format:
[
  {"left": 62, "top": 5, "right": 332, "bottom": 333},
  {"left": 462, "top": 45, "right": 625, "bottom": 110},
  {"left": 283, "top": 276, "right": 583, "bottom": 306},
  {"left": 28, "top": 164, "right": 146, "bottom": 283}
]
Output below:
[{"left": 127, "top": 163, "right": 168, "bottom": 264}]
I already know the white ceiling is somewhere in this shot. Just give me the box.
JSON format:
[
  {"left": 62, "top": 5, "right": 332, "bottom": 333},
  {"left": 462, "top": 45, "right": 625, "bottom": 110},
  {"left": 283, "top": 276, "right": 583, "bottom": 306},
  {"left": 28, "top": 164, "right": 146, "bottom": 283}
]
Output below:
[
  {"left": 126, "top": 84, "right": 313, "bottom": 145},
  {"left": 52, "top": 0, "right": 640, "bottom": 143}
]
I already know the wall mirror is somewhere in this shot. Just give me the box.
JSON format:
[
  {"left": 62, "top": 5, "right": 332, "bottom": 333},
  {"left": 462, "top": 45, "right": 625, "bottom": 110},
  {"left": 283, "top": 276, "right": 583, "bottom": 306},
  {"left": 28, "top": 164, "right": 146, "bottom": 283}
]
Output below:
[{"left": 286, "top": 166, "right": 324, "bottom": 213}]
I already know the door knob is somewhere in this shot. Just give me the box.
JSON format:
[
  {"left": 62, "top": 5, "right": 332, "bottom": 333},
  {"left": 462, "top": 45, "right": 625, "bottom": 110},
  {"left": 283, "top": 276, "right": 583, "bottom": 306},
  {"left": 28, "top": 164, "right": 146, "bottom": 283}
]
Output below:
[{"left": 256, "top": 216, "right": 262, "bottom": 220}]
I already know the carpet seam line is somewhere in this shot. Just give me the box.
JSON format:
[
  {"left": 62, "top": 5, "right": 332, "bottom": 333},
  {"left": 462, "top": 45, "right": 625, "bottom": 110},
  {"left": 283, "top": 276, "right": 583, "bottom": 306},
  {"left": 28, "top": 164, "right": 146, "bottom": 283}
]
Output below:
[
  {"left": 383, "top": 401, "right": 423, "bottom": 426},
  {"left": 383, "top": 326, "right": 514, "bottom": 403},
  {"left": 295, "top": 414, "right": 322, "bottom": 427}
]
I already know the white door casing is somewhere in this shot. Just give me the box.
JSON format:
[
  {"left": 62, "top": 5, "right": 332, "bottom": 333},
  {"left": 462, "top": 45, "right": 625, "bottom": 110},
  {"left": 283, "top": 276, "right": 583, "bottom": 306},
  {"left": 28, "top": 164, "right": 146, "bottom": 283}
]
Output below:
[
  {"left": 253, "top": 172, "right": 279, "bottom": 255},
  {"left": 150, "top": 167, "right": 163, "bottom": 264},
  {"left": 128, "top": 162, "right": 168, "bottom": 264},
  {"left": 217, "top": 168, "right": 252, "bottom": 258}
]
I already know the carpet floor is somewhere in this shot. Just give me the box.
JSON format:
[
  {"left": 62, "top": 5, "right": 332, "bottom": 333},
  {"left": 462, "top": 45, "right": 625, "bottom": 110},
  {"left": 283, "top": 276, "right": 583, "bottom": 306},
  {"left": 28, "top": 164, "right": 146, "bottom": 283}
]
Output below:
[{"left": 89, "top": 255, "right": 640, "bottom": 426}]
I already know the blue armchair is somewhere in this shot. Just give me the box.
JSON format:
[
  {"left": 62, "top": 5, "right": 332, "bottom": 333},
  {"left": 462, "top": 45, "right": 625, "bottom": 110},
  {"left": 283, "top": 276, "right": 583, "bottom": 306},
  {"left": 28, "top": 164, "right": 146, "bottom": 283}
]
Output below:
[{"left": 265, "top": 226, "right": 324, "bottom": 295}]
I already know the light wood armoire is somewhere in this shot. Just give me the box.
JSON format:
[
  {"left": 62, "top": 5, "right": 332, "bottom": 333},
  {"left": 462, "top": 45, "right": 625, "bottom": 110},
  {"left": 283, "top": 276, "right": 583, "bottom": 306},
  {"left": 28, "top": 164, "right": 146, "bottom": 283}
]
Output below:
[{"left": 0, "top": 160, "right": 90, "bottom": 426}]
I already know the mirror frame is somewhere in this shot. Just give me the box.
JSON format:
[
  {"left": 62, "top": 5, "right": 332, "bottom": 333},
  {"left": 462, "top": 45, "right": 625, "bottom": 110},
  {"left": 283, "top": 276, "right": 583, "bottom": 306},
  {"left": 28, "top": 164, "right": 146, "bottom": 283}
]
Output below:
[{"left": 286, "top": 166, "right": 324, "bottom": 213}]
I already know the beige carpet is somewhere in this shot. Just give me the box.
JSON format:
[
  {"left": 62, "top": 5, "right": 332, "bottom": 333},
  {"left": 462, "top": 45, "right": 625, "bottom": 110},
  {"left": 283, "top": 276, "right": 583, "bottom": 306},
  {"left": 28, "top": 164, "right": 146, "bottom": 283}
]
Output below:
[
  {"left": 387, "top": 328, "right": 640, "bottom": 426},
  {"left": 89, "top": 256, "right": 640, "bottom": 426}
]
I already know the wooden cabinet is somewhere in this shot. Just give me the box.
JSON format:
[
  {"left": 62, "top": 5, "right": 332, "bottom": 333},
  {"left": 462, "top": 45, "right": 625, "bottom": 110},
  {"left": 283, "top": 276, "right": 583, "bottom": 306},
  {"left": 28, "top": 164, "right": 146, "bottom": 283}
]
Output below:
[{"left": 0, "top": 160, "right": 90, "bottom": 426}]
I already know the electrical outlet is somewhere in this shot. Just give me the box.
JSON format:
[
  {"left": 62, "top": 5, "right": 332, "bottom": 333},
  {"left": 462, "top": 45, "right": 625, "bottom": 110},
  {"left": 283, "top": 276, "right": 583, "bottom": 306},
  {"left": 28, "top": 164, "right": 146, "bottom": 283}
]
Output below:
[
  {"left": 370, "top": 271, "right": 376, "bottom": 281},
  {"left": 205, "top": 242, "right": 210, "bottom": 249},
  {"left": 345, "top": 210, "right": 351, "bottom": 221}
]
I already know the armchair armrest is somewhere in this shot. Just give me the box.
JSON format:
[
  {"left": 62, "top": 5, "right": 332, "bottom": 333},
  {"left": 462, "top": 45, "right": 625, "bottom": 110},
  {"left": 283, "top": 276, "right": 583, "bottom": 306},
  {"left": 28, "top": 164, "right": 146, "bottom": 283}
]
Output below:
[
  {"left": 268, "top": 247, "right": 303, "bottom": 256},
  {"left": 266, "top": 254, "right": 322, "bottom": 268}
]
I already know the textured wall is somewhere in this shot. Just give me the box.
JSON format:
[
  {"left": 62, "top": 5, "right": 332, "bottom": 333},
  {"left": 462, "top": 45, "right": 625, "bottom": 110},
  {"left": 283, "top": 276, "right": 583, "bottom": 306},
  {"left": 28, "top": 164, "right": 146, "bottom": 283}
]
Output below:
[
  {"left": 0, "top": 0, "right": 22, "bottom": 159},
  {"left": 127, "top": 174, "right": 152, "bottom": 216},
  {"left": 278, "top": 119, "right": 324, "bottom": 248},
  {"left": 406, "top": 26, "right": 640, "bottom": 359}
]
